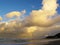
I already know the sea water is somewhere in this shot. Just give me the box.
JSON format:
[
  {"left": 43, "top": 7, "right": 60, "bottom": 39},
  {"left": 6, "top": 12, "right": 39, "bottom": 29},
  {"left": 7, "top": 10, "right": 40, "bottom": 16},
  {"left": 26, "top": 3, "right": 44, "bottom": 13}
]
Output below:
[{"left": 0, "top": 39, "right": 59, "bottom": 45}]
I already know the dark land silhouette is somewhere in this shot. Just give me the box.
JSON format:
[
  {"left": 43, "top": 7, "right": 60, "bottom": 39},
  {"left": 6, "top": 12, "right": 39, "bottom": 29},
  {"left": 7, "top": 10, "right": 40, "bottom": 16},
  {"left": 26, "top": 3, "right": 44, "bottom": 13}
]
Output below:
[{"left": 46, "top": 33, "right": 60, "bottom": 39}]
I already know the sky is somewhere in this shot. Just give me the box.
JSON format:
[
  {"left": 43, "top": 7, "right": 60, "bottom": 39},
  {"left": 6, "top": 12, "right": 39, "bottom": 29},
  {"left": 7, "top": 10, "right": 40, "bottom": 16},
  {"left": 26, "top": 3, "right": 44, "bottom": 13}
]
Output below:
[
  {"left": 0, "top": 0, "right": 59, "bottom": 17},
  {"left": 0, "top": 0, "right": 60, "bottom": 38},
  {"left": 0, "top": 0, "right": 42, "bottom": 17}
]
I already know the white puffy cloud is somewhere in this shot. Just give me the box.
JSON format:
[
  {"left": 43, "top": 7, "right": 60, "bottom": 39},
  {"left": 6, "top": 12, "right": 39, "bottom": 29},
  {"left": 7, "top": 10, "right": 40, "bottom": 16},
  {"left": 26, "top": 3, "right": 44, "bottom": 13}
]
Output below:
[
  {"left": 21, "top": 10, "right": 26, "bottom": 14},
  {"left": 24, "top": 0, "right": 59, "bottom": 27}
]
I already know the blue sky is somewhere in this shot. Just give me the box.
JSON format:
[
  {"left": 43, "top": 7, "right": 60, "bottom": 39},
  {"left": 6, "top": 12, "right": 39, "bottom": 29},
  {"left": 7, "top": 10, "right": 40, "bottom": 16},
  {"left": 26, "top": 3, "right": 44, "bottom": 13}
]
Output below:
[
  {"left": 0, "top": 0, "right": 60, "bottom": 17},
  {"left": 0, "top": 0, "right": 42, "bottom": 16}
]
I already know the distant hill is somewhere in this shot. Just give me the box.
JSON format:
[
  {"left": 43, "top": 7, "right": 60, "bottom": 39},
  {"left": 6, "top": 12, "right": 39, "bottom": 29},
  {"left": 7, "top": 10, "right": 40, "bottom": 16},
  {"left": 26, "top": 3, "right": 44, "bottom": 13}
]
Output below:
[{"left": 46, "top": 33, "right": 60, "bottom": 39}]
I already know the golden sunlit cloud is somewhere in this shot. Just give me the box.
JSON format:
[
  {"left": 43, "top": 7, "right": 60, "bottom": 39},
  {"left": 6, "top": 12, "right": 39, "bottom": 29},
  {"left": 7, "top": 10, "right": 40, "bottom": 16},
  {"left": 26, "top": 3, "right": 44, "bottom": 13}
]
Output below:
[
  {"left": 6, "top": 10, "right": 26, "bottom": 19},
  {"left": 24, "top": 0, "right": 59, "bottom": 27},
  {"left": 6, "top": 11, "right": 21, "bottom": 18},
  {"left": 0, "top": 16, "right": 2, "bottom": 21},
  {"left": 26, "top": 26, "right": 37, "bottom": 33},
  {"left": 0, "top": 0, "right": 60, "bottom": 38}
]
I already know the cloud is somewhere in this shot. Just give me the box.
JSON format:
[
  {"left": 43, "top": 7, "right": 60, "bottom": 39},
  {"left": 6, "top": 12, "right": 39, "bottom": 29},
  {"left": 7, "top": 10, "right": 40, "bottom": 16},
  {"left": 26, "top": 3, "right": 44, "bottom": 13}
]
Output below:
[
  {"left": 21, "top": 10, "right": 26, "bottom": 15},
  {"left": 6, "top": 11, "right": 22, "bottom": 18},
  {"left": 6, "top": 10, "right": 26, "bottom": 19},
  {"left": 42, "top": 0, "right": 58, "bottom": 12},
  {"left": 24, "top": 0, "right": 59, "bottom": 27},
  {"left": 0, "top": 19, "right": 60, "bottom": 38},
  {"left": 0, "top": 20, "right": 27, "bottom": 38},
  {"left": 0, "top": 16, "right": 2, "bottom": 21},
  {"left": 0, "top": 0, "right": 60, "bottom": 38}
]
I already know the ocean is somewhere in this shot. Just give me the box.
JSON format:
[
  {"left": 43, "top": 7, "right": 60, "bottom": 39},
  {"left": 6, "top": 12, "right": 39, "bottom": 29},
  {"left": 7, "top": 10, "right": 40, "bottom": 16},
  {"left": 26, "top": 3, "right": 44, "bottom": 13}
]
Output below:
[{"left": 0, "top": 38, "right": 60, "bottom": 45}]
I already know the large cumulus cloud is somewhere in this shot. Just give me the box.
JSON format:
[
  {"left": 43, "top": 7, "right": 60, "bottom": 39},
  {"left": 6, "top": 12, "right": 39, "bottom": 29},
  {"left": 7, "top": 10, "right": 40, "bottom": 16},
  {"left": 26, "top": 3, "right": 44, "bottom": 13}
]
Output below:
[{"left": 0, "top": 0, "right": 60, "bottom": 39}]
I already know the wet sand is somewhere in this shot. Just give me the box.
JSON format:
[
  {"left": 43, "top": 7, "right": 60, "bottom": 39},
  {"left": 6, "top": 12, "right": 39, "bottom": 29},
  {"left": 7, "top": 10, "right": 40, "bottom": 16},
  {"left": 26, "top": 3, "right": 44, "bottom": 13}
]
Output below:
[{"left": 45, "top": 40, "right": 60, "bottom": 45}]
